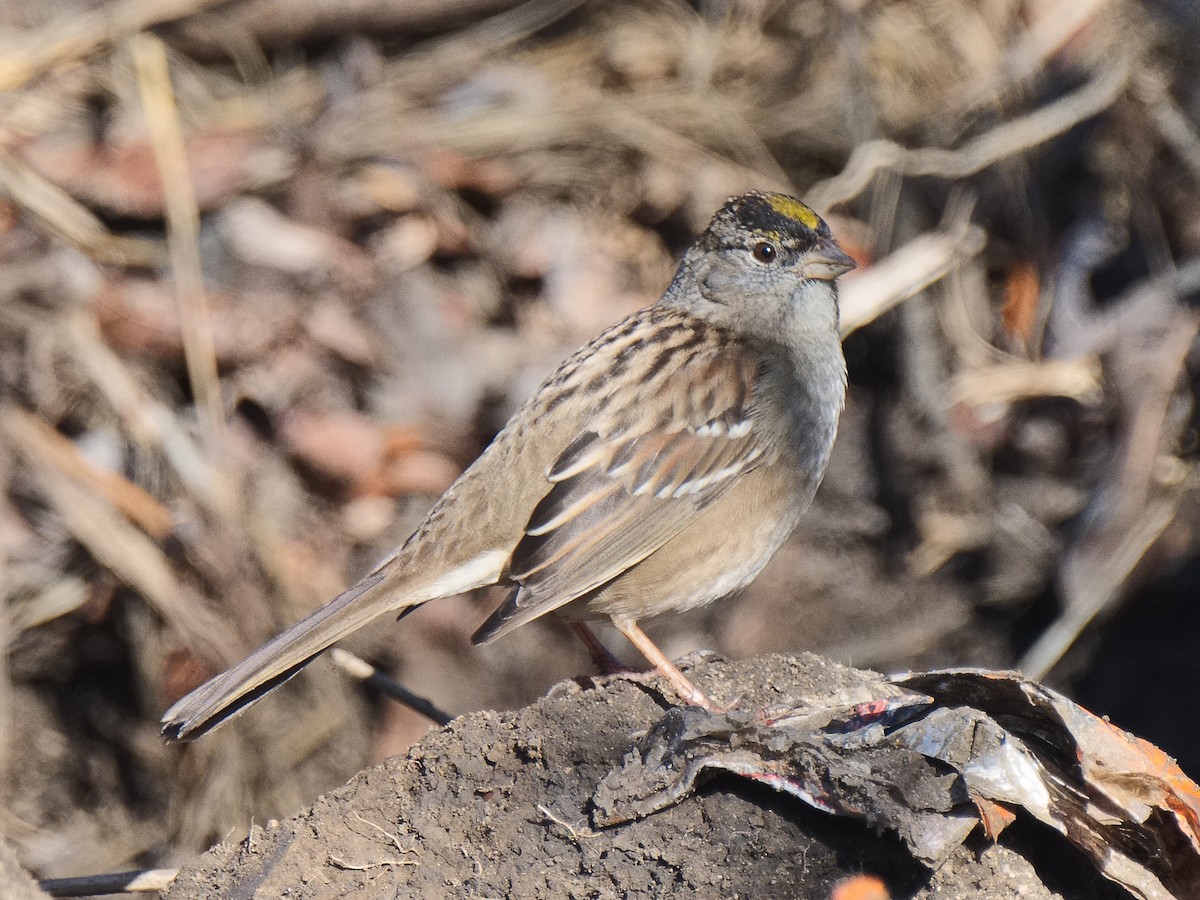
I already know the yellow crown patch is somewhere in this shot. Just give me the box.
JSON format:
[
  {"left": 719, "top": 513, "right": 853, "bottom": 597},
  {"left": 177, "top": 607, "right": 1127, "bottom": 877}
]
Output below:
[{"left": 764, "top": 194, "right": 821, "bottom": 232}]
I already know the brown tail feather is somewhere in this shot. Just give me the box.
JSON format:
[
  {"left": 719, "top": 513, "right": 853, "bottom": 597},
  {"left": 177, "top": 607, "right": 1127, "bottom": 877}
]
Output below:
[{"left": 161, "top": 570, "right": 392, "bottom": 741}]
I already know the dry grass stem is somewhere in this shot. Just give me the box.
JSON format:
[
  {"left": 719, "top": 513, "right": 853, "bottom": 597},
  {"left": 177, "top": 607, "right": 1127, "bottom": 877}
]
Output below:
[
  {"left": 0, "top": 147, "right": 163, "bottom": 266},
  {"left": 0, "top": 408, "right": 174, "bottom": 540},
  {"left": 1020, "top": 496, "right": 1182, "bottom": 680},
  {"left": 971, "top": 0, "right": 1114, "bottom": 107},
  {"left": 839, "top": 226, "right": 987, "bottom": 337},
  {"left": 130, "top": 33, "right": 231, "bottom": 519},
  {"left": 0, "top": 406, "right": 240, "bottom": 667},
  {"left": 1136, "top": 70, "right": 1200, "bottom": 186},
  {"left": 63, "top": 313, "right": 222, "bottom": 516},
  {"left": 949, "top": 358, "right": 1103, "bottom": 409},
  {"left": 0, "top": 0, "right": 227, "bottom": 92}
]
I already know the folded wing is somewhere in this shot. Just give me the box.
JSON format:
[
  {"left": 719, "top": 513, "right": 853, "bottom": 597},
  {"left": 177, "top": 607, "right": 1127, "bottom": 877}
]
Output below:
[{"left": 474, "top": 338, "right": 773, "bottom": 642}]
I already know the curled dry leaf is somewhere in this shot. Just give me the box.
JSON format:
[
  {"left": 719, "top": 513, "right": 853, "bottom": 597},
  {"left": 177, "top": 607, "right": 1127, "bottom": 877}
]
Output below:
[
  {"left": 304, "top": 300, "right": 380, "bottom": 368},
  {"left": 370, "top": 215, "right": 439, "bottom": 273},
  {"left": 278, "top": 409, "right": 460, "bottom": 500},
  {"left": 341, "top": 163, "right": 424, "bottom": 216},
  {"left": 1002, "top": 259, "right": 1042, "bottom": 348},
  {"left": 416, "top": 147, "right": 518, "bottom": 196},
  {"left": 18, "top": 128, "right": 294, "bottom": 218},
  {"left": 278, "top": 409, "right": 391, "bottom": 493},
  {"left": 595, "top": 668, "right": 1200, "bottom": 900},
  {"left": 214, "top": 198, "right": 376, "bottom": 293},
  {"left": 93, "top": 276, "right": 301, "bottom": 365}
]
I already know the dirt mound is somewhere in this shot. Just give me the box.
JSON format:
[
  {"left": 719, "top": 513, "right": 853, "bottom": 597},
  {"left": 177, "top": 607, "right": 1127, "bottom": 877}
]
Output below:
[{"left": 163, "top": 654, "right": 1128, "bottom": 899}]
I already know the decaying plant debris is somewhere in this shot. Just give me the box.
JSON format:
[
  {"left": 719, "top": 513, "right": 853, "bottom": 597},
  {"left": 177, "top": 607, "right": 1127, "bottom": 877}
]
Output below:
[{"left": 3, "top": 0, "right": 1200, "bottom": 895}]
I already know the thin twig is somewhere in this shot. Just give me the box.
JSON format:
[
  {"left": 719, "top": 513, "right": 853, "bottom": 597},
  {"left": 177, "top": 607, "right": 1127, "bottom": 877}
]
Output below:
[
  {"left": 39, "top": 867, "right": 178, "bottom": 897},
  {"left": 1020, "top": 262, "right": 1200, "bottom": 679},
  {"left": 1135, "top": 69, "right": 1200, "bottom": 186},
  {"left": 330, "top": 648, "right": 454, "bottom": 726},
  {"left": 536, "top": 803, "right": 596, "bottom": 841},
  {"left": 810, "top": 57, "right": 1131, "bottom": 212},
  {"left": 329, "top": 855, "right": 416, "bottom": 871},
  {"left": 1020, "top": 497, "right": 1181, "bottom": 681},
  {"left": 949, "top": 358, "right": 1102, "bottom": 408}
]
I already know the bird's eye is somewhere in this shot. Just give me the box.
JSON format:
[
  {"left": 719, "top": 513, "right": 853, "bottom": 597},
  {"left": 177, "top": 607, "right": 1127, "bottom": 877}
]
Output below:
[{"left": 750, "top": 241, "right": 778, "bottom": 264}]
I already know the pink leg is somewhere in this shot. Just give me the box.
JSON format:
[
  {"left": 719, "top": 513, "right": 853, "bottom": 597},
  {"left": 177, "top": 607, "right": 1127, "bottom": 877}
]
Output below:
[{"left": 611, "top": 618, "right": 715, "bottom": 711}]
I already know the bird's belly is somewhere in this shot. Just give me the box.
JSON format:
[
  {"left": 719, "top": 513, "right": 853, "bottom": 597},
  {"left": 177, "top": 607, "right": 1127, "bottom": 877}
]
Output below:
[{"left": 565, "top": 464, "right": 810, "bottom": 622}]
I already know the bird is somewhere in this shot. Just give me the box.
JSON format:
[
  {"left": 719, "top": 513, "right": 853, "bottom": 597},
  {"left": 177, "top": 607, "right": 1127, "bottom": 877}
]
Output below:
[{"left": 162, "top": 190, "right": 855, "bottom": 741}]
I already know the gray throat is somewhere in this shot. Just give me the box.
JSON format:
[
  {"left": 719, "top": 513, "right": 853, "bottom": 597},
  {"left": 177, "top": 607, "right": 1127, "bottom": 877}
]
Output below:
[{"left": 767, "top": 333, "right": 846, "bottom": 480}]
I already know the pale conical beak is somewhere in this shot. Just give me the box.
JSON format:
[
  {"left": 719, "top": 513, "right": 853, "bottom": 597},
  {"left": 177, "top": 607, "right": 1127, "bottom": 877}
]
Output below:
[{"left": 796, "top": 237, "right": 857, "bottom": 281}]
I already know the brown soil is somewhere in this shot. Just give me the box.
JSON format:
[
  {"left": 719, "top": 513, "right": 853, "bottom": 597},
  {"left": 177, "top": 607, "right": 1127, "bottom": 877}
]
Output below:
[{"left": 162, "top": 654, "right": 1127, "bottom": 899}]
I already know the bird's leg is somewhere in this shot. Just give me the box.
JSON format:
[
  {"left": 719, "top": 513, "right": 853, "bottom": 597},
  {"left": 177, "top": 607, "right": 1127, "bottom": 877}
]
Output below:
[
  {"left": 566, "top": 621, "right": 628, "bottom": 675},
  {"left": 610, "top": 618, "right": 716, "bottom": 711},
  {"left": 567, "top": 617, "right": 724, "bottom": 712}
]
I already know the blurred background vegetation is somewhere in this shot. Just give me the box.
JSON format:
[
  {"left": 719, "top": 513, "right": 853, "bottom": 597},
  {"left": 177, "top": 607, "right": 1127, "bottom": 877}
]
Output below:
[{"left": 2, "top": 0, "right": 1200, "bottom": 881}]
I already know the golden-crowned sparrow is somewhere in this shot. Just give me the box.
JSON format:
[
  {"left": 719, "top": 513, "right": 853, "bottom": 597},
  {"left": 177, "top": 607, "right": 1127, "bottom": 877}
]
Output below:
[{"left": 162, "top": 190, "right": 854, "bottom": 740}]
